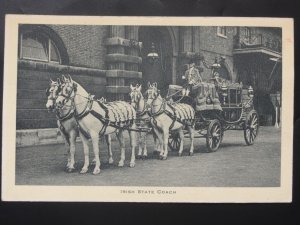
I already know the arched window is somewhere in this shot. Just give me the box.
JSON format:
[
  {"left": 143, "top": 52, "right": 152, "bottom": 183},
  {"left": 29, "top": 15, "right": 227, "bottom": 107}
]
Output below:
[{"left": 19, "top": 31, "right": 61, "bottom": 63}]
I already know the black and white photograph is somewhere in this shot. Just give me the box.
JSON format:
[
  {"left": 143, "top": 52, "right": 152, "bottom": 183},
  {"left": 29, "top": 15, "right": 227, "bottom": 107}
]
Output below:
[{"left": 2, "top": 15, "right": 293, "bottom": 202}]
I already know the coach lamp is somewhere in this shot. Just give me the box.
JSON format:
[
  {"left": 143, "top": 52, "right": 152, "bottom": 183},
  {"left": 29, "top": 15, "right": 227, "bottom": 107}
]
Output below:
[
  {"left": 147, "top": 42, "right": 159, "bottom": 64},
  {"left": 220, "top": 81, "right": 228, "bottom": 104},
  {"left": 248, "top": 85, "right": 254, "bottom": 98}
]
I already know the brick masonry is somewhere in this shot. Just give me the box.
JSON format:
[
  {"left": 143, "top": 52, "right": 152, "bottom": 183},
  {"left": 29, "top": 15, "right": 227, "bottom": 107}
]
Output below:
[
  {"left": 16, "top": 25, "right": 282, "bottom": 145},
  {"left": 50, "top": 25, "right": 109, "bottom": 69}
]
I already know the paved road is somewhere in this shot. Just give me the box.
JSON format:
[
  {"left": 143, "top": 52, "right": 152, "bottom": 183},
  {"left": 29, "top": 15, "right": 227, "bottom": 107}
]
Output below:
[{"left": 16, "top": 127, "right": 280, "bottom": 187}]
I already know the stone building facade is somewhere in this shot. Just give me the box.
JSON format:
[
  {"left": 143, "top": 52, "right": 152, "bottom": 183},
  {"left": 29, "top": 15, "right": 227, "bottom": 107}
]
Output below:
[{"left": 17, "top": 24, "right": 281, "bottom": 131}]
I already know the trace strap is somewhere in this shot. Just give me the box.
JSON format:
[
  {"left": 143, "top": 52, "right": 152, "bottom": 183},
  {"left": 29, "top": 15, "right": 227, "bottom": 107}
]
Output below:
[{"left": 150, "top": 99, "right": 191, "bottom": 130}]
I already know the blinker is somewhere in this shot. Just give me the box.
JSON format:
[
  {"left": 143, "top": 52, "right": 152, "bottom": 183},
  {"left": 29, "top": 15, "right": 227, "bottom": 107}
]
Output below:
[{"left": 46, "top": 88, "right": 50, "bottom": 97}]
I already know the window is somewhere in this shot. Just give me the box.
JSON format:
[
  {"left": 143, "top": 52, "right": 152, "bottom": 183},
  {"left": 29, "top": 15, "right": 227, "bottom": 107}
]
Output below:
[
  {"left": 245, "top": 27, "right": 252, "bottom": 43},
  {"left": 20, "top": 32, "right": 61, "bottom": 63},
  {"left": 217, "top": 26, "right": 227, "bottom": 38}
]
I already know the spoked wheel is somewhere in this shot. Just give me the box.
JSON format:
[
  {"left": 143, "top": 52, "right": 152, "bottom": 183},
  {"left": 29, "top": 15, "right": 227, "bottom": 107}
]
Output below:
[
  {"left": 168, "top": 132, "right": 181, "bottom": 151},
  {"left": 244, "top": 110, "right": 259, "bottom": 145},
  {"left": 206, "top": 119, "right": 223, "bottom": 152}
]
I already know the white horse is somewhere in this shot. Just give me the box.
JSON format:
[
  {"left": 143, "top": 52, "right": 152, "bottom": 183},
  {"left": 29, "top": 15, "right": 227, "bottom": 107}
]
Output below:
[
  {"left": 45, "top": 78, "right": 113, "bottom": 173},
  {"left": 56, "top": 75, "right": 136, "bottom": 175},
  {"left": 146, "top": 83, "right": 195, "bottom": 160},
  {"left": 129, "top": 84, "right": 161, "bottom": 158}
]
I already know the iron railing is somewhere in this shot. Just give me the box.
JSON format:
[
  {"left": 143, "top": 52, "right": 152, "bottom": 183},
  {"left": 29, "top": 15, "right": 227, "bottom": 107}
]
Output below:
[{"left": 236, "top": 34, "right": 282, "bottom": 53}]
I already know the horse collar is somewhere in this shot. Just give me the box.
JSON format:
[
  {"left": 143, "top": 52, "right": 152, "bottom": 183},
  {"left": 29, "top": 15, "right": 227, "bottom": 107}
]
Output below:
[
  {"left": 74, "top": 95, "right": 94, "bottom": 120},
  {"left": 150, "top": 98, "right": 166, "bottom": 117},
  {"left": 136, "top": 101, "right": 148, "bottom": 116}
]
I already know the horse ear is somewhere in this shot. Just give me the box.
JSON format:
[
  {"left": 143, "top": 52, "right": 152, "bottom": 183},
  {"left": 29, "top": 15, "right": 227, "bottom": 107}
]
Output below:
[
  {"left": 67, "top": 74, "right": 72, "bottom": 82},
  {"left": 49, "top": 78, "right": 54, "bottom": 84},
  {"left": 137, "top": 85, "right": 142, "bottom": 91},
  {"left": 130, "top": 84, "right": 133, "bottom": 90},
  {"left": 61, "top": 75, "right": 66, "bottom": 82}
]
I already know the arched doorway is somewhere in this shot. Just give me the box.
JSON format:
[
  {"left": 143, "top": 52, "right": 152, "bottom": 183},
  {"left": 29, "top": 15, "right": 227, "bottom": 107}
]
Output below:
[{"left": 139, "top": 27, "right": 174, "bottom": 95}]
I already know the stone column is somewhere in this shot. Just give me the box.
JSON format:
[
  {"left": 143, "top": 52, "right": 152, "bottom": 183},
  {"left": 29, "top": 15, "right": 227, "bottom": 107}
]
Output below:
[
  {"left": 105, "top": 26, "right": 142, "bottom": 101},
  {"left": 106, "top": 26, "right": 125, "bottom": 100},
  {"left": 125, "top": 26, "right": 140, "bottom": 86}
]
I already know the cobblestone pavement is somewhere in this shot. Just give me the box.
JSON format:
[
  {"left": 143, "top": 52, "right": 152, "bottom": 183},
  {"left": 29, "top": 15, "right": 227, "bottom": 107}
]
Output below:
[{"left": 16, "top": 126, "right": 281, "bottom": 187}]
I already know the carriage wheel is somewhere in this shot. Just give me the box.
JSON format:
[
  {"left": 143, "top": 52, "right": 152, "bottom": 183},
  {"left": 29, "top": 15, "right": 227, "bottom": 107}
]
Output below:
[
  {"left": 244, "top": 110, "right": 259, "bottom": 145},
  {"left": 206, "top": 119, "right": 223, "bottom": 152},
  {"left": 168, "top": 132, "right": 181, "bottom": 151}
]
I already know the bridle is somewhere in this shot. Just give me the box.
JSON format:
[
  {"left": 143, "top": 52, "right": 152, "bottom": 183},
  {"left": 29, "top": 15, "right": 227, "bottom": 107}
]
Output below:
[
  {"left": 146, "top": 86, "right": 167, "bottom": 117},
  {"left": 130, "top": 89, "right": 148, "bottom": 116},
  {"left": 46, "top": 82, "right": 61, "bottom": 111},
  {"left": 55, "top": 81, "right": 78, "bottom": 109},
  {"left": 56, "top": 81, "right": 96, "bottom": 122},
  {"left": 46, "top": 83, "right": 60, "bottom": 101},
  {"left": 53, "top": 81, "right": 79, "bottom": 121}
]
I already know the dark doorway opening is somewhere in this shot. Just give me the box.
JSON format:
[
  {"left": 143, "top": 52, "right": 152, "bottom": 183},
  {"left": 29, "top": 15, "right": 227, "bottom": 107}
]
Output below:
[{"left": 139, "top": 26, "right": 173, "bottom": 96}]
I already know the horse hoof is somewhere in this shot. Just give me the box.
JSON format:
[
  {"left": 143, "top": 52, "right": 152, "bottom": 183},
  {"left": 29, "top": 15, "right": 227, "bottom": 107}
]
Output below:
[
  {"left": 153, "top": 151, "right": 160, "bottom": 156},
  {"left": 67, "top": 167, "right": 75, "bottom": 173},
  {"left": 130, "top": 162, "right": 135, "bottom": 168},
  {"left": 189, "top": 152, "right": 194, "bottom": 156},
  {"left": 93, "top": 168, "right": 101, "bottom": 175},
  {"left": 136, "top": 155, "right": 141, "bottom": 159},
  {"left": 178, "top": 153, "right": 182, "bottom": 157},
  {"left": 159, "top": 155, "right": 164, "bottom": 160},
  {"left": 80, "top": 168, "right": 88, "bottom": 174},
  {"left": 142, "top": 155, "right": 147, "bottom": 160},
  {"left": 108, "top": 159, "right": 114, "bottom": 164},
  {"left": 162, "top": 156, "right": 167, "bottom": 160},
  {"left": 118, "top": 161, "right": 124, "bottom": 167}
]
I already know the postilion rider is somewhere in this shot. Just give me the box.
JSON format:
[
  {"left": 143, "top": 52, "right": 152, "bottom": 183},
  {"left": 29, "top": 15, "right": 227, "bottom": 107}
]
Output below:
[{"left": 182, "top": 60, "right": 203, "bottom": 97}]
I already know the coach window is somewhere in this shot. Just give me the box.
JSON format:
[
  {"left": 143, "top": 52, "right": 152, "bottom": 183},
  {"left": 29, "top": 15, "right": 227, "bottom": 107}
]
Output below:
[
  {"left": 217, "top": 26, "right": 227, "bottom": 38},
  {"left": 19, "top": 32, "right": 61, "bottom": 64}
]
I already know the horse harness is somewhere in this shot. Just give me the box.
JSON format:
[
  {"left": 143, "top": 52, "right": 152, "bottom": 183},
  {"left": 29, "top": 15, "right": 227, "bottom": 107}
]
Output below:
[
  {"left": 149, "top": 99, "right": 194, "bottom": 130},
  {"left": 59, "top": 83, "right": 137, "bottom": 138}
]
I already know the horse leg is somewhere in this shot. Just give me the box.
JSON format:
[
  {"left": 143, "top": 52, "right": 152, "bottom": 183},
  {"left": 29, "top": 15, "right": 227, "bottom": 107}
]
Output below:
[
  {"left": 90, "top": 132, "right": 101, "bottom": 175},
  {"left": 79, "top": 132, "right": 90, "bottom": 174},
  {"left": 153, "top": 127, "right": 163, "bottom": 159},
  {"left": 117, "top": 130, "right": 125, "bottom": 167},
  {"left": 162, "top": 128, "right": 169, "bottom": 160},
  {"left": 141, "top": 131, "right": 147, "bottom": 159},
  {"left": 129, "top": 128, "right": 136, "bottom": 167},
  {"left": 178, "top": 129, "right": 184, "bottom": 157},
  {"left": 152, "top": 131, "right": 159, "bottom": 155},
  {"left": 105, "top": 134, "right": 114, "bottom": 164},
  {"left": 137, "top": 132, "right": 143, "bottom": 159},
  {"left": 60, "top": 129, "right": 71, "bottom": 169},
  {"left": 187, "top": 125, "right": 195, "bottom": 156},
  {"left": 67, "top": 129, "right": 77, "bottom": 172}
]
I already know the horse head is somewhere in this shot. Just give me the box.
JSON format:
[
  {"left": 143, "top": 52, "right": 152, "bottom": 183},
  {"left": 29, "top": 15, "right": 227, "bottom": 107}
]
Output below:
[
  {"left": 45, "top": 78, "right": 61, "bottom": 112},
  {"left": 56, "top": 74, "right": 76, "bottom": 109},
  {"left": 129, "top": 84, "right": 143, "bottom": 108}
]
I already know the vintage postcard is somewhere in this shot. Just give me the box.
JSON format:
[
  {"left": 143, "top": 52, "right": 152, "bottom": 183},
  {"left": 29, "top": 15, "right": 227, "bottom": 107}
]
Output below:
[{"left": 2, "top": 15, "right": 293, "bottom": 202}]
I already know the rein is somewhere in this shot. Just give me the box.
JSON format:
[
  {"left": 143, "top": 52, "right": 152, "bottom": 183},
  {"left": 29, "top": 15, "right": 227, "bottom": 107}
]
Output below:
[
  {"left": 131, "top": 91, "right": 150, "bottom": 117},
  {"left": 149, "top": 92, "right": 192, "bottom": 130}
]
